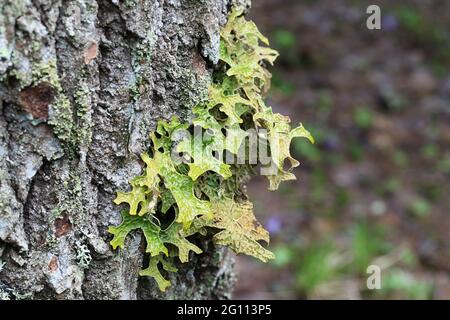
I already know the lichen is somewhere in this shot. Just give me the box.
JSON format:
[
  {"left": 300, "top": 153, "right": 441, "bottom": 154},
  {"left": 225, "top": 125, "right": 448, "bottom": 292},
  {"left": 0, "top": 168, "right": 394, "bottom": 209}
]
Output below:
[
  {"left": 124, "top": 0, "right": 139, "bottom": 8},
  {"left": 0, "top": 288, "right": 10, "bottom": 300},
  {"left": 48, "top": 95, "right": 75, "bottom": 149},
  {"left": 129, "top": 25, "right": 156, "bottom": 104},
  {"left": 8, "top": 57, "right": 92, "bottom": 157},
  {"left": 12, "top": 291, "right": 32, "bottom": 300},
  {"left": 109, "top": 8, "right": 314, "bottom": 291},
  {"left": 31, "top": 60, "right": 62, "bottom": 89},
  {"left": 76, "top": 242, "right": 92, "bottom": 269},
  {"left": 26, "top": 60, "right": 78, "bottom": 154},
  {"left": 73, "top": 81, "right": 93, "bottom": 159},
  {"left": 48, "top": 168, "right": 83, "bottom": 246},
  {"left": 51, "top": 170, "right": 82, "bottom": 215}
]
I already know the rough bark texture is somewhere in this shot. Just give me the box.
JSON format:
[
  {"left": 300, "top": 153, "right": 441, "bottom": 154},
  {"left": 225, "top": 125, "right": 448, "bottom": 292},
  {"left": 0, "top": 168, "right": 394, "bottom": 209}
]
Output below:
[{"left": 0, "top": 0, "right": 249, "bottom": 300}]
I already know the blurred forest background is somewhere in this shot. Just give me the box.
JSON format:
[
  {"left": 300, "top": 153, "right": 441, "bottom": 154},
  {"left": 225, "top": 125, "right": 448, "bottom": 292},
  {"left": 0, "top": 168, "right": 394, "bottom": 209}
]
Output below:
[{"left": 234, "top": 0, "right": 450, "bottom": 299}]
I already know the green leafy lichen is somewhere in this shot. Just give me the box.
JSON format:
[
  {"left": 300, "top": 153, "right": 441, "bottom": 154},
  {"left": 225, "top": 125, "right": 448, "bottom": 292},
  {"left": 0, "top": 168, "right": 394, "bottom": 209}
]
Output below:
[
  {"left": 109, "top": 210, "right": 202, "bottom": 260},
  {"left": 109, "top": 8, "right": 314, "bottom": 291}
]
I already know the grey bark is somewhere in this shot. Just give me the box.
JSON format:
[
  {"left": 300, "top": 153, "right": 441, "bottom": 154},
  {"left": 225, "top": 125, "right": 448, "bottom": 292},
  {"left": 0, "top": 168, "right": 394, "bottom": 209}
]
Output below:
[{"left": 0, "top": 0, "right": 249, "bottom": 300}]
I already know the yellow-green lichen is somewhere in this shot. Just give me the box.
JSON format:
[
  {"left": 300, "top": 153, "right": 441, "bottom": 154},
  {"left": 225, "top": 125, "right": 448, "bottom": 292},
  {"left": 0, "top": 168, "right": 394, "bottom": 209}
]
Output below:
[
  {"left": 24, "top": 60, "right": 79, "bottom": 153},
  {"left": 28, "top": 61, "right": 93, "bottom": 156},
  {"left": 48, "top": 95, "right": 75, "bottom": 145},
  {"left": 109, "top": 8, "right": 314, "bottom": 291}
]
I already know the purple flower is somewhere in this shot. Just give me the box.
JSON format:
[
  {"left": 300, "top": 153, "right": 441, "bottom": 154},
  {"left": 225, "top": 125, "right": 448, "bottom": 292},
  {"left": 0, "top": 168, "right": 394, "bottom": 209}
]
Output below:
[
  {"left": 265, "top": 216, "right": 282, "bottom": 234},
  {"left": 382, "top": 14, "right": 398, "bottom": 31}
]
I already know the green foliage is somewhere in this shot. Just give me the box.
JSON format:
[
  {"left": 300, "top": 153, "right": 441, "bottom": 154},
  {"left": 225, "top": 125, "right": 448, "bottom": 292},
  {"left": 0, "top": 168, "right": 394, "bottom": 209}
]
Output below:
[
  {"left": 271, "top": 72, "right": 295, "bottom": 96},
  {"left": 348, "top": 139, "right": 364, "bottom": 162},
  {"left": 353, "top": 107, "right": 374, "bottom": 129},
  {"left": 396, "top": 7, "right": 425, "bottom": 33},
  {"left": 277, "top": 227, "right": 430, "bottom": 298},
  {"left": 351, "top": 222, "right": 387, "bottom": 273},
  {"left": 295, "top": 242, "right": 338, "bottom": 294},
  {"left": 421, "top": 144, "right": 438, "bottom": 160},
  {"left": 408, "top": 198, "right": 431, "bottom": 218},
  {"left": 273, "top": 30, "right": 296, "bottom": 50},
  {"left": 380, "top": 269, "right": 434, "bottom": 299},
  {"left": 272, "top": 245, "right": 293, "bottom": 267},
  {"left": 109, "top": 8, "right": 313, "bottom": 291},
  {"left": 394, "top": 5, "right": 450, "bottom": 77}
]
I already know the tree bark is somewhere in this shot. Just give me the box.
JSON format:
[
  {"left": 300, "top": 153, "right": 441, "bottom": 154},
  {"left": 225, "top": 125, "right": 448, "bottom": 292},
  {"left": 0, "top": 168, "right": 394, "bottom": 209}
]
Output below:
[{"left": 0, "top": 0, "right": 247, "bottom": 299}]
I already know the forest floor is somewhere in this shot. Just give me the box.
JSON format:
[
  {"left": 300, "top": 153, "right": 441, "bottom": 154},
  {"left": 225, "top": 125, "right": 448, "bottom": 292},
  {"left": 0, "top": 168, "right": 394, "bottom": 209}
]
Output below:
[{"left": 234, "top": 0, "right": 450, "bottom": 299}]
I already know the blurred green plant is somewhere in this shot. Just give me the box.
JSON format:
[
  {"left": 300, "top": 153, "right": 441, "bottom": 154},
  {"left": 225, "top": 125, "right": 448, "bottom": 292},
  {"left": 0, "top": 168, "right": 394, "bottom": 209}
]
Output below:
[
  {"left": 380, "top": 269, "right": 433, "bottom": 299},
  {"left": 438, "top": 155, "right": 450, "bottom": 174},
  {"left": 273, "top": 29, "right": 296, "bottom": 50},
  {"left": 334, "top": 187, "right": 350, "bottom": 211},
  {"left": 268, "top": 221, "right": 431, "bottom": 299},
  {"left": 421, "top": 144, "right": 438, "bottom": 160},
  {"left": 294, "top": 139, "right": 321, "bottom": 163},
  {"left": 408, "top": 198, "right": 431, "bottom": 218},
  {"left": 419, "top": 183, "right": 441, "bottom": 202},
  {"left": 273, "top": 245, "right": 293, "bottom": 268},
  {"left": 393, "top": 150, "right": 408, "bottom": 167},
  {"left": 351, "top": 222, "right": 388, "bottom": 273},
  {"left": 395, "top": 7, "right": 424, "bottom": 34},
  {"left": 380, "top": 178, "right": 402, "bottom": 196},
  {"left": 348, "top": 139, "right": 364, "bottom": 162},
  {"left": 294, "top": 241, "right": 339, "bottom": 294},
  {"left": 317, "top": 90, "right": 333, "bottom": 114},
  {"left": 271, "top": 71, "right": 295, "bottom": 96},
  {"left": 271, "top": 29, "right": 299, "bottom": 67},
  {"left": 394, "top": 6, "right": 450, "bottom": 77},
  {"left": 353, "top": 107, "right": 374, "bottom": 129}
]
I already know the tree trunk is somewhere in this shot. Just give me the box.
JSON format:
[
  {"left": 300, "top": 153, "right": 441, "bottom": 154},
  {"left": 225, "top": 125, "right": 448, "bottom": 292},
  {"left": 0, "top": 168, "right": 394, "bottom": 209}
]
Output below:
[{"left": 0, "top": 0, "right": 247, "bottom": 300}]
